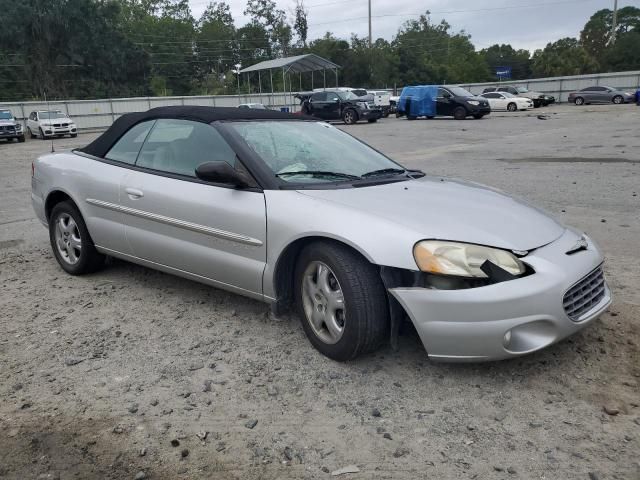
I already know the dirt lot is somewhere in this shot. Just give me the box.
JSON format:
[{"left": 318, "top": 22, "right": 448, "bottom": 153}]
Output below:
[{"left": 1, "top": 103, "right": 639, "bottom": 480}]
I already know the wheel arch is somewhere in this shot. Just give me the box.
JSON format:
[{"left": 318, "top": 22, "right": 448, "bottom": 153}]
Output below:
[
  {"left": 270, "top": 234, "right": 377, "bottom": 315},
  {"left": 45, "top": 189, "right": 79, "bottom": 221}
]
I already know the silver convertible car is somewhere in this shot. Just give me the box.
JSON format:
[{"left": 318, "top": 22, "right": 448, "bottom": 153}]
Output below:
[{"left": 31, "top": 106, "right": 611, "bottom": 362}]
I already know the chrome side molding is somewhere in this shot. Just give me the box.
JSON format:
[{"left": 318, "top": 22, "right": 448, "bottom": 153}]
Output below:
[{"left": 86, "top": 198, "right": 263, "bottom": 247}]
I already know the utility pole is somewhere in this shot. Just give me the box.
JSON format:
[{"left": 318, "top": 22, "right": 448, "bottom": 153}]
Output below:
[
  {"left": 368, "top": 0, "right": 372, "bottom": 47},
  {"left": 611, "top": 0, "right": 618, "bottom": 44}
]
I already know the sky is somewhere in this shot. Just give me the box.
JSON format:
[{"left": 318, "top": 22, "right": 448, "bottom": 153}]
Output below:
[{"left": 188, "top": 0, "right": 637, "bottom": 52}]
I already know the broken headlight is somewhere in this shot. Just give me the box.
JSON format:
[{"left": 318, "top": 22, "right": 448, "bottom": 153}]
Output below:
[{"left": 413, "top": 240, "right": 525, "bottom": 278}]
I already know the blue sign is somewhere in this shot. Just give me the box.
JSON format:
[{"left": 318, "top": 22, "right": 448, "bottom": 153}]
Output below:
[{"left": 496, "top": 66, "right": 512, "bottom": 79}]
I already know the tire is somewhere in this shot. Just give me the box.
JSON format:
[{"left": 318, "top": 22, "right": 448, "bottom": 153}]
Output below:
[
  {"left": 294, "top": 241, "right": 389, "bottom": 361},
  {"left": 49, "top": 201, "right": 105, "bottom": 275},
  {"left": 39, "top": 128, "right": 47, "bottom": 140},
  {"left": 18, "top": 135, "right": 25, "bottom": 143},
  {"left": 507, "top": 102, "right": 517, "bottom": 112},
  {"left": 367, "top": 118, "right": 378, "bottom": 123},
  {"left": 342, "top": 109, "right": 358, "bottom": 125},
  {"left": 28, "top": 127, "right": 35, "bottom": 139},
  {"left": 453, "top": 107, "right": 467, "bottom": 120},
  {"left": 426, "top": 116, "right": 435, "bottom": 119},
  {"left": 612, "top": 95, "right": 623, "bottom": 105},
  {"left": 71, "top": 133, "right": 77, "bottom": 138},
  {"left": 533, "top": 100, "right": 542, "bottom": 108},
  {"left": 574, "top": 97, "right": 585, "bottom": 106},
  {"left": 473, "top": 114, "right": 484, "bottom": 119},
  {"left": 407, "top": 116, "right": 417, "bottom": 120}
]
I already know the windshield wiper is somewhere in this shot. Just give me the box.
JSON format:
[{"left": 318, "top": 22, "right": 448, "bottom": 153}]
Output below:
[
  {"left": 276, "top": 170, "right": 361, "bottom": 180},
  {"left": 361, "top": 168, "right": 407, "bottom": 178}
]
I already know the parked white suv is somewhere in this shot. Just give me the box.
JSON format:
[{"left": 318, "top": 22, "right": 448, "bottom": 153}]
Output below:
[{"left": 27, "top": 110, "right": 77, "bottom": 139}]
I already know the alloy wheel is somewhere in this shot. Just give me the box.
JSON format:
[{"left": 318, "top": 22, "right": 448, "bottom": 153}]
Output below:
[
  {"left": 54, "top": 213, "right": 82, "bottom": 265},
  {"left": 301, "top": 261, "right": 346, "bottom": 344}
]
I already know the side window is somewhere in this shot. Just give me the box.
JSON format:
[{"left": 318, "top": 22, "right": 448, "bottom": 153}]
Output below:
[
  {"left": 105, "top": 120, "right": 155, "bottom": 164},
  {"left": 136, "top": 119, "right": 236, "bottom": 177},
  {"left": 311, "top": 92, "right": 326, "bottom": 101},
  {"left": 437, "top": 88, "right": 449, "bottom": 97},
  {"left": 327, "top": 93, "right": 340, "bottom": 102}
]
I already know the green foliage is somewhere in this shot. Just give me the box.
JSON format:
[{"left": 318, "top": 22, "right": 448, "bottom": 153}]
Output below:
[{"left": 0, "top": 2, "right": 638, "bottom": 101}]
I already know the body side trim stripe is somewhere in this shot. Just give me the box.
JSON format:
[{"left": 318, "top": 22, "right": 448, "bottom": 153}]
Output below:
[{"left": 86, "top": 198, "right": 263, "bottom": 247}]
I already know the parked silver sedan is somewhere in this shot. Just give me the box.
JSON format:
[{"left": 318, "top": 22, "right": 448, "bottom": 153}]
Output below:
[
  {"left": 568, "top": 86, "right": 635, "bottom": 105},
  {"left": 31, "top": 106, "right": 611, "bottom": 362}
]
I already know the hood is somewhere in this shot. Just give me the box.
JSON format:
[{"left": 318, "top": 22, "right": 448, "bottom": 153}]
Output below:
[
  {"left": 0, "top": 119, "right": 16, "bottom": 126},
  {"left": 298, "top": 176, "right": 565, "bottom": 252}
]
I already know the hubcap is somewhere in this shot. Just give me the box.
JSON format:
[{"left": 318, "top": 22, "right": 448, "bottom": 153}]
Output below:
[
  {"left": 301, "top": 261, "right": 345, "bottom": 344},
  {"left": 345, "top": 112, "right": 353, "bottom": 123},
  {"left": 54, "top": 213, "right": 82, "bottom": 265}
]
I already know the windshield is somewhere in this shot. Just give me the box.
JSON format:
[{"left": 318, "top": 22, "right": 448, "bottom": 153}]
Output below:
[
  {"left": 501, "top": 92, "right": 516, "bottom": 98},
  {"left": 0, "top": 110, "right": 13, "bottom": 120},
  {"left": 515, "top": 87, "right": 529, "bottom": 93},
  {"left": 39, "top": 111, "right": 66, "bottom": 119},
  {"left": 351, "top": 89, "right": 368, "bottom": 97},
  {"left": 229, "top": 121, "right": 406, "bottom": 184},
  {"left": 448, "top": 87, "right": 474, "bottom": 97},
  {"left": 336, "top": 91, "right": 359, "bottom": 101}
]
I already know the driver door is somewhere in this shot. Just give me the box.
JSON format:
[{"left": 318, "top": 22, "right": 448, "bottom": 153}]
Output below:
[
  {"left": 436, "top": 88, "right": 454, "bottom": 116},
  {"left": 120, "top": 119, "right": 267, "bottom": 298}
]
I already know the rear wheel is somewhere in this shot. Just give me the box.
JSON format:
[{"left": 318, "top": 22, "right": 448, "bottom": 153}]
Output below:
[
  {"left": 49, "top": 201, "right": 105, "bottom": 275},
  {"left": 342, "top": 109, "right": 358, "bottom": 125},
  {"left": 612, "top": 95, "right": 623, "bottom": 105},
  {"left": 294, "top": 241, "right": 389, "bottom": 361},
  {"left": 574, "top": 96, "right": 585, "bottom": 106},
  {"left": 453, "top": 107, "right": 467, "bottom": 120},
  {"left": 367, "top": 118, "right": 377, "bottom": 123},
  {"left": 507, "top": 102, "right": 517, "bottom": 112},
  {"left": 39, "top": 128, "right": 46, "bottom": 140}
]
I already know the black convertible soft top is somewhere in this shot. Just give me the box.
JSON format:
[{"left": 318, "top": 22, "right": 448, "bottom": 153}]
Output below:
[{"left": 80, "top": 105, "right": 300, "bottom": 158}]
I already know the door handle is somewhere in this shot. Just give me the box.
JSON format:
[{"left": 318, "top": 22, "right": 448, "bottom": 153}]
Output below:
[{"left": 125, "top": 187, "right": 144, "bottom": 199}]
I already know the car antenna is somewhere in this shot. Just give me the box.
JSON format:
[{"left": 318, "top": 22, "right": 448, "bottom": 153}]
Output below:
[{"left": 44, "top": 90, "right": 54, "bottom": 153}]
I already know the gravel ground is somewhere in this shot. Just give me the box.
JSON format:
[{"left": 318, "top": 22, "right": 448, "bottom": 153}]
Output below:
[{"left": 0, "top": 103, "right": 638, "bottom": 480}]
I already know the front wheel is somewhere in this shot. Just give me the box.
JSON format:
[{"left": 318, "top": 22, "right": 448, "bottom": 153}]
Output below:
[
  {"left": 49, "top": 201, "right": 105, "bottom": 275},
  {"left": 18, "top": 135, "right": 25, "bottom": 143},
  {"left": 507, "top": 102, "right": 517, "bottom": 112},
  {"left": 294, "top": 241, "right": 389, "bottom": 361},
  {"left": 367, "top": 118, "right": 378, "bottom": 123},
  {"left": 453, "top": 107, "right": 467, "bottom": 120},
  {"left": 71, "top": 133, "right": 77, "bottom": 138},
  {"left": 39, "top": 128, "right": 46, "bottom": 140},
  {"left": 342, "top": 109, "right": 358, "bottom": 125},
  {"left": 612, "top": 95, "right": 624, "bottom": 105},
  {"left": 574, "top": 97, "right": 585, "bottom": 106},
  {"left": 473, "top": 114, "right": 484, "bottom": 119}
]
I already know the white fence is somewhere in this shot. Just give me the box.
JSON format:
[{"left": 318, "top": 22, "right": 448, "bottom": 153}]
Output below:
[
  {"left": 1, "top": 92, "right": 299, "bottom": 132},
  {"left": 460, "top": 70, "right": 640, "bottom": 102},
  {"left": 2, "top": 70, "right": 639, "bottom": 132}
]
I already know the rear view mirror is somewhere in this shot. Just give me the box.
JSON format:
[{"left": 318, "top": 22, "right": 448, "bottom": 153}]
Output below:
[{"left": 195, "top": 161, "right": 250, "bottom": 188}]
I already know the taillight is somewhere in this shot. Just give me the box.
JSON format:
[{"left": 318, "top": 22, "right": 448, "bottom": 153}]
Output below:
[{"left": 31, "top": 162, "right": 34, "bottom": 177}]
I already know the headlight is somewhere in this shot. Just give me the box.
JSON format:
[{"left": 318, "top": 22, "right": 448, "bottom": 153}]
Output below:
[
  {"left": 15, "top": 124, "right": 22, "bottom": 130},
  {"left": 467, "top": 100, "right": 480, "bottom": 106},
  {"left": 413, "top": 240, "right": 526, "bottom": 278}
]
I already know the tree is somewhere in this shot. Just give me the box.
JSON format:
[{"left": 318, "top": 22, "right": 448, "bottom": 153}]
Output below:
[
  {"left": 480, "top": 44, "right": 531, "bottom": 81},
  {"left": 601, "top": 30, "right": 640, "bottom": 71},
  {"left": 293, "top": 0, "right": 309, "bottom": 47},
  {"left": 197, "top": 2, "right": 236, "bottom": 91},
  {"left": 244, "top": 0, "right": 292, "bottom": 57},
  {"left": 531, "top": 38, "right": 599, "bottom": 78},
  {"left": 581, "top": 7, "right": 640, "bottom": 58}
]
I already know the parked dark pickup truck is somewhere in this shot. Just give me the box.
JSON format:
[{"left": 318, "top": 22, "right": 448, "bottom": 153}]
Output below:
[{"left": 296, "top": 90, "right": 383, "bottom": 125}]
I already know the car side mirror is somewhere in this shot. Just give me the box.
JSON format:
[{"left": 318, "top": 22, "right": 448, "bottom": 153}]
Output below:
[
  {"left": 195, "top": 161, "right": 250, "bottom": 188},
  {"left": 443, "top": 93, "right": 451, "bottom": 99}
]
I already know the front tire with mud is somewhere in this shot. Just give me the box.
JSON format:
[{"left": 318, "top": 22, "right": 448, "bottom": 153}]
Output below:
[{"left": 294, "top": 241, "right": 389, "bottom": 361}]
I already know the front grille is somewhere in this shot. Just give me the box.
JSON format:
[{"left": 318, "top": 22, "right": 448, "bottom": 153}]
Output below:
[
  {"left": 563, "top": 265, "right": 606, "bottom": 321},
  {"left": 53, "top": 123, "right": 61, "bottom": 127},
  {"left": 61, "top": 123, "right": 69, "bottom": 127},
  {"left": 0, "top": 125, "right": 16, "bottom": 132}
]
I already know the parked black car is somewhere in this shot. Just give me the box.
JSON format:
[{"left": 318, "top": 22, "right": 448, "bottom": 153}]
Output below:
[
  {"left": 296, "top": 91, "right": 383, "bottom": 125},
  {"left": 397, "top": 86, "right": 491, "bottom": 120}
]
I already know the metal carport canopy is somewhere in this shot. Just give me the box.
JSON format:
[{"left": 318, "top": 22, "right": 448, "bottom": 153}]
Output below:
[{"left": 239, "top": 54, "right": 340, "bottom": 74}]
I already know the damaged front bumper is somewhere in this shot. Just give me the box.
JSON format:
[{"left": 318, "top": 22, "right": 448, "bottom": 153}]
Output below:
[{"left": 388, "top": 229, "right": 611, "bottom": 362}]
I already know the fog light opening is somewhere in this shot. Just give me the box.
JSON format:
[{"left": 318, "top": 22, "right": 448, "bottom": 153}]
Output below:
[{"left": 503, "top": 330, "right": 512, "bottom": 348}]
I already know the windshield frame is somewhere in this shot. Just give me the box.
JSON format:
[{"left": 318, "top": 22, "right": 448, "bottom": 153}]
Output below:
[
  {"left": 0, "top": 110, "right": 14, "bottom": 120},
  {"left": 216, "top": 119, "right": 415, "bottom": 190}
]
